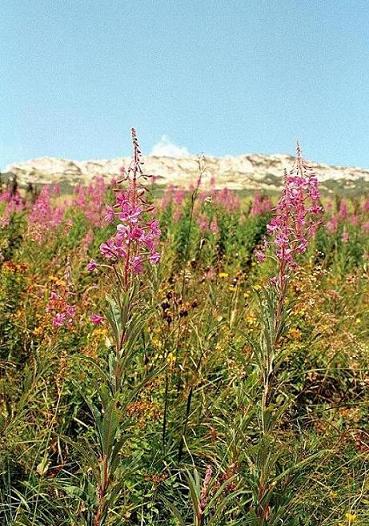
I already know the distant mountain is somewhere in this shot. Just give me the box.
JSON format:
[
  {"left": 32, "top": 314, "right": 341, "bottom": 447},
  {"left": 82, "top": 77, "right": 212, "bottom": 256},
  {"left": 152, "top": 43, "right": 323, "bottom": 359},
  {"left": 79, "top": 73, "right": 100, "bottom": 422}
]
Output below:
[{"left": 3, "top": 154, "right": 369, "bottom": 193}]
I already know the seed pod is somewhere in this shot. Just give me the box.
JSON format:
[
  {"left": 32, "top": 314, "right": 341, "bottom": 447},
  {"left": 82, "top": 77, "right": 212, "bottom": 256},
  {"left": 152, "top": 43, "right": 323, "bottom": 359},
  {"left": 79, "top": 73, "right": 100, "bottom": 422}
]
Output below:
[{"left": 164, "top": 314, "right": 172, "bottom": 325}]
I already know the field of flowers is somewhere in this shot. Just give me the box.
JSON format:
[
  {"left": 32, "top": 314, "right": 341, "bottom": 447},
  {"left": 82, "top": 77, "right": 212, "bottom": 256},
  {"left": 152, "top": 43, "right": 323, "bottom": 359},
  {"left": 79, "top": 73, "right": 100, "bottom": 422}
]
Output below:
[{"left": 0, "top": 131, "right": 368, "bottom": 526}]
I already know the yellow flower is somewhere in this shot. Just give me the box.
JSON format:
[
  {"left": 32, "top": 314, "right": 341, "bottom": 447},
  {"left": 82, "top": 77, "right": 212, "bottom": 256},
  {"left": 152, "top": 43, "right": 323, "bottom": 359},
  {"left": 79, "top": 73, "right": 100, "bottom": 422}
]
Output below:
[
  {"left": 345, "top": 512, "right": 357, "bottom": 524},
  {"left": 151, "top": 336, "right": 163, "bottom": 350},
  {"left": 288, "top": 328, "right": 301, "bottom": 340},
  {"left": 219, "top": 272, "right": 229, "bottom": 278},
  {"left": 33, "top": 326, "right": 44, "bottom": 336},
  {"left": 49, "top": 276, "right": 66, "bottom": 287},
  {"left": 166, "top": 352, "right": 175, "bottom": 366},
  {"left": 94, "top": 327, "right": 108, "bottom": 337},
  {"left": 246, "top": 313, "right": 257, "bottom": 327}
]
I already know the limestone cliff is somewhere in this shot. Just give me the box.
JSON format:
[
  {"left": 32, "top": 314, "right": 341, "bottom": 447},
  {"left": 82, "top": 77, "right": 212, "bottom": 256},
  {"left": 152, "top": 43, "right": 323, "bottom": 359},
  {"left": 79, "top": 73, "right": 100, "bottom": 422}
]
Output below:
[{"left": 4, "top": 154, "right": 369, "bottom": 192}]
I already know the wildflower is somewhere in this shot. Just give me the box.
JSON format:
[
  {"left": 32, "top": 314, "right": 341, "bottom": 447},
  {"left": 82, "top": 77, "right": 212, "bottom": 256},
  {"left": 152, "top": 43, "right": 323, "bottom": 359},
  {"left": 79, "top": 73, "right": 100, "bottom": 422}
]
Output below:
[
  {"left": 213, "top": 187, "right": 240, "bottom": 211},
  {"left": 349, "top": 214, "right": 359, "bottom": 226},
  {"left": 160, "top": 185, "right": 186, "bottom": 211},
  {"left": 250, "top": 192, "right": 272, "bottom": 216},
  {"left": 47, "top": 288, "right": 76, "bottom": 329},
  {"left": 338, "top": 200, "right": 349, "bottom": 219},
  {"left": 52, "top": 304, "right": 76, "bottom": 327},
  {"left": 53, "top": 313, "right": 67, "bottom": 327},
  {"left": 28, "top": 185, "right": 65, "bottom": 242},
  {"left": 166, "top": 352, "right": 176, "bottom": 367},
  {"left": 260, "top": 144, "right": 323, "bottom": 291},
  {"left": 326, "top": 216, "right": 339, "bottom": 233},
  {"left": 87, "top": 259, "right": 98, "bottom": 271},
  {"left": 255, "top": 239, "right": 268, "bottom": 262},
  {"left": 90, "top": 313, "right": 104, "bottom": 325},
  {"left": 345, "top": 512, "right": 357, "bottom": 524},
  {"left": 148, "top": 219, "right": 161, "bottom": 237},
  {"left": 104, "top": 205, "right": 115, "bottom": 223},
  {"left": 131, "top": 255, "right": 143, "bottom": 274},
  {"left": 73, "top": 176, "right": 107, "bottom": 227},
  {"left": 99, "top": 128, "right": 161, "bottom": 287},
  {"left": 342, "top": 229, "right": 349, "bottom": 243},
  {"left": 198, "top": 214, "right": 218, "bottom": 234},
  {"left": 149, "top": 251, "right": 161, "bottom": 264},
  {"left": 0, "top": 187, "right": 25, "bottom": 228}
]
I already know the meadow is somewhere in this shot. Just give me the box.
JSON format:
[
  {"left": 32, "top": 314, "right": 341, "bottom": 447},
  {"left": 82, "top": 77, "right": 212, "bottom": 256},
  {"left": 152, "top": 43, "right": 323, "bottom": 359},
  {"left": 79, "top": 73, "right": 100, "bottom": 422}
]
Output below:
[{"left": 0, "top": 130, "right": 368, "bottom": 525}]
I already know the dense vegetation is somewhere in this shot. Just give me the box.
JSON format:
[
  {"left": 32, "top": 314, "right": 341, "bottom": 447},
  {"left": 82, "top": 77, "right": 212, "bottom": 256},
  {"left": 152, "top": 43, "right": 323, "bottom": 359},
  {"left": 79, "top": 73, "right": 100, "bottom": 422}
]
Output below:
[{"left": 0, "top": 132, "right": 368, "bottom": 525}]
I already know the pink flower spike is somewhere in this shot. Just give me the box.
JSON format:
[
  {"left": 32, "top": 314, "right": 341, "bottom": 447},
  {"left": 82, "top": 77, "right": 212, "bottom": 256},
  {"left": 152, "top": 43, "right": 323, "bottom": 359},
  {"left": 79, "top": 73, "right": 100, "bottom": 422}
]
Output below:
[
  {"left": 98, "top": 129, "right": 161, "bottom": 283},
  {"left": 261, "top": 144, "right": 322, "bottom": 284}
]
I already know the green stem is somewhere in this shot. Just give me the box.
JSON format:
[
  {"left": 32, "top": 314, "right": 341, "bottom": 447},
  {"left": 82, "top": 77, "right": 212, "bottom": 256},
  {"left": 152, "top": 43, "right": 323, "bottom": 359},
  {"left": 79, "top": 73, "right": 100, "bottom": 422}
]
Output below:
[
  {"left": 178, "top": 385, "right": 193, "bottom": 462},
  {"left": 162, "top": 370, "right": 169, "bottom": 451}
]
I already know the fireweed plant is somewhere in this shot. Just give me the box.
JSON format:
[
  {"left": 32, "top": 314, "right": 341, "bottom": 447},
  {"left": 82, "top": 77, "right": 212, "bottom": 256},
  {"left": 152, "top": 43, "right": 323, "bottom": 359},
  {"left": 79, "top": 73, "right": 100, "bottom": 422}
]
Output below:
[
  {"left": 248, "top": 145, "right": 324, "bottom": 523},
  {"left": 73, "top": 129, "right": 161, "bottom": 526}
]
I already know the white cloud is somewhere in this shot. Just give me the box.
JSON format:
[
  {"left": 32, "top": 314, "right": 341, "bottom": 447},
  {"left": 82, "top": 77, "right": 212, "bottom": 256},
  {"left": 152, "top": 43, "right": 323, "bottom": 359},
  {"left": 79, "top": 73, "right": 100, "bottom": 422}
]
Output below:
[{"left": 150, "top": 135, "right": 190, "bottom": 158}]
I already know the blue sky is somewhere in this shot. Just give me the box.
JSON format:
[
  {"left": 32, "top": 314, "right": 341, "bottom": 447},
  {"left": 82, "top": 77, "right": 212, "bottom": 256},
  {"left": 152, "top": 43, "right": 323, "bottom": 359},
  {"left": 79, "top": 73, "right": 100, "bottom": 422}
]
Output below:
[{"left": 1, "top": 0, "right": 369, "bottom": 169}]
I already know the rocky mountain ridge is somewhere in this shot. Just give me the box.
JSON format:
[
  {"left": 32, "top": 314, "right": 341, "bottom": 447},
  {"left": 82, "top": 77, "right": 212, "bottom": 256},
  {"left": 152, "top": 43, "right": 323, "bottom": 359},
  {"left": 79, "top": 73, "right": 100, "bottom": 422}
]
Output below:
[{"left": 3, "top": 154, "right": 369, "bottom": 192}]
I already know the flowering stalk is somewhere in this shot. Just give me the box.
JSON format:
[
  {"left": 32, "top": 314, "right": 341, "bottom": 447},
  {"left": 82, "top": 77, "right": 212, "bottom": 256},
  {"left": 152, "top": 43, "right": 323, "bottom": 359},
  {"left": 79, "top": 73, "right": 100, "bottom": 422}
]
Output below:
[
  {"left": 0, "top": 184, "right": 24, "bottom": 229},
  {"left": 250, "top": 192, "right": 272, "bottom": 216},
  {"left": 250, "top": 144, "right": 323, "bottom": 522},
  {"left": 257, "top": 144, "right": 322, "bottom": 368},
  {"left": 99, "top": 133, "right": 160, "bottom": 282},
  {"left": 92, "top": 129, "right": 161, "bottom": 392},
  {"left": 81, "top": 129, "right": 161, "bottom": 526},
  {"left": 28, "top": 185, "right": 65, "bottom": 242},
  {"left": 73, "top": 176, "right": 108, "bottom": 227}
]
